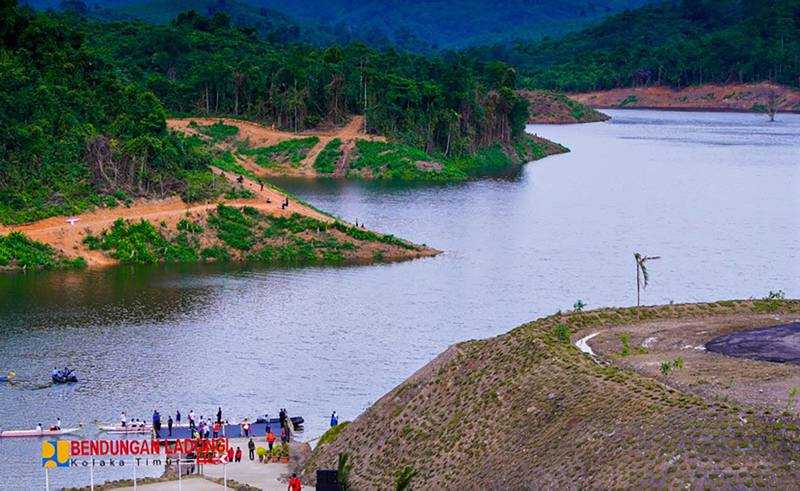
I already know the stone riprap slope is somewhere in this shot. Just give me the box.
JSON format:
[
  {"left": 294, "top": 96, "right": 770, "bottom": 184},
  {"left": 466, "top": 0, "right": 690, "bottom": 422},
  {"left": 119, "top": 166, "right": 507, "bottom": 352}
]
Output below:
[{"left": 304, "top": 300, "right": 800, "bottom": 489}]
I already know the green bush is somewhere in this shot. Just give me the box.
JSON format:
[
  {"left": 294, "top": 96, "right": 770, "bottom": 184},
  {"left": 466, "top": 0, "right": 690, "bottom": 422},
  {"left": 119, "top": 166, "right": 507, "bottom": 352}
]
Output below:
[
  {"left": 243, "top": 137, "right": 319, "bottom": 168},
  {"left": 182, "top": 170, "right": 230, "bottom": 202},
  {"left": 207, "top": 205, "right": 255, "bottom": 251},
  {"left": 314, "top": 138, "right": 343, "bottom": 174},
  {"left": 552, "top": 323, "right": 571, "bottom": 343},
  {"left": 201, "top": 246, "right": 231, "bottom": 262},
  {"left": 0, "top": 232, "right": 85, "bottom": 270},
  {"left": 332, "top": 222, "right": 413, "bottom": 249},
  {"left": 191, "top": 121, "right": 240, "bottom": 142},
  {"left": 318, "top": 421, "right": 350, "bottom": 445}
]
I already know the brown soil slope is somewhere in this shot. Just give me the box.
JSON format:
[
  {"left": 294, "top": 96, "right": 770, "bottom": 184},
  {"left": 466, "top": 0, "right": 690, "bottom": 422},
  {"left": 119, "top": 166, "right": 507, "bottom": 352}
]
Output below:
[
  {"left": 304, "top": 300, "right": 800, "bottom": 489},
  {"left": 519, "top": 90, "right": 610, "bottom": 124},
  {"left": 572, "top": 82, "right": 800, "bottom": 113}
]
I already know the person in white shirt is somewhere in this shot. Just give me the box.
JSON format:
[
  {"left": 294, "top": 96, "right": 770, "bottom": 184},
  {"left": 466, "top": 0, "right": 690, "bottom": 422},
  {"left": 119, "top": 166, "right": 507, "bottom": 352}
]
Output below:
[{"left": 121, "top": 411, "right": 127, "bottom": 427}]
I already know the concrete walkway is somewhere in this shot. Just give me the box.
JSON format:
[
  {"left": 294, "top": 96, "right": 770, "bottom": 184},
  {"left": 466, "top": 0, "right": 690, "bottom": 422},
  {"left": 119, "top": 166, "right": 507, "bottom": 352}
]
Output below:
[
  {"left": 114, "top": 476, "right": 225, "bottom": 490},
  {"left": 202, "top": 460, "right": 288, "bottom": 490}
]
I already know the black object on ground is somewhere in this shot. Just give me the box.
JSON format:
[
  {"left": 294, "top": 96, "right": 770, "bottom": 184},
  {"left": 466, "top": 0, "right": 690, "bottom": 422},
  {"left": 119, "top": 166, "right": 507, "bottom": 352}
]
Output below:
[
  {"left": 316, "top": 469, "right": 339, "bottom": 491},
  {"left": 706, "top": 322, "right": 800, "bottom": 364}
]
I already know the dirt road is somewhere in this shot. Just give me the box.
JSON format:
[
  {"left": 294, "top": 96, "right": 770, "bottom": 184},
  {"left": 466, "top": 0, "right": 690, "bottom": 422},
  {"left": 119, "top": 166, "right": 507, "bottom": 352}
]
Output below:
[{"left": 0, "top": 171, "right": 331, "bottom": 267}]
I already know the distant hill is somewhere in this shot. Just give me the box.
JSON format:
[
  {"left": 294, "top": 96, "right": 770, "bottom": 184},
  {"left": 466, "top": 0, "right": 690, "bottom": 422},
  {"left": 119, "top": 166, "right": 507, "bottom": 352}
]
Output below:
[
  {"left": 21, "top": 0, "right": 341, "bottom": 45},
  {"left": 23, "top": 0, "right": 655, "bottom": 50},
  {"left": 470, "top": 0, "right": 800, "bottom": 92}
]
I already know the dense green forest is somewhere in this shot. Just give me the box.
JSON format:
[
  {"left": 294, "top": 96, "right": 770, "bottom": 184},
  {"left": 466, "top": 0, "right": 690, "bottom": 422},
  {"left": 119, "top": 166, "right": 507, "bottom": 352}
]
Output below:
[
  {"left": 26, "top": 0, "right": 653, "bottom": 50},
  {"left": 0, "top": 1, "right": 537, "bottom": 224},
  {"left": 469, "top": 0, "right": 800, "bottom": 92},
  {"left": 0, "top": 0, "right": 221, "bottom": 224}
]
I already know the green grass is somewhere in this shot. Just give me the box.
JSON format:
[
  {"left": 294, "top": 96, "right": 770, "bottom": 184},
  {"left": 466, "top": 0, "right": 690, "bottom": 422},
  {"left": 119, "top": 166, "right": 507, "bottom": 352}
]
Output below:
[
  {"left": 351, "top": 140, "right": 467, "bottom": 182},
  {"left": 211, "top": 151, "right": 261, "bottom": 182},
  {"left": 207, "top": 204, "right": 256, "bottom": 251},
  {"left": 0, "top": 232, "right": 86, "bottom": 270},
  {"left": 190, "top": 121, "right": 240, "bottom": 142},
  {"left": 332, "top": 221, "right": 413, "bottom": 250},
  {"left": 314, "top": 138, "right": 343, "bottom": 174},
  {"left": 83, "top": 218, "right": 200, "bottom": 264},
  {"left": 242, "top": 137, "right": 319, "bottom": 168},
  {"left": 182, "top": 169, "right": 231, "bottom": 203},
  {"left": 318, "top": 422, "right": 350, "bottom": 446}
]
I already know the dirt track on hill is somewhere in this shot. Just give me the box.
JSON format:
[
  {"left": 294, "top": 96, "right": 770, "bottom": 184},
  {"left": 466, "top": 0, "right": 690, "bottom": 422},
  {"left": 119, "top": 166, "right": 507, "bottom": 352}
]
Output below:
[{"left": 0, "top": 170, "right": 329, "bottom": 267}]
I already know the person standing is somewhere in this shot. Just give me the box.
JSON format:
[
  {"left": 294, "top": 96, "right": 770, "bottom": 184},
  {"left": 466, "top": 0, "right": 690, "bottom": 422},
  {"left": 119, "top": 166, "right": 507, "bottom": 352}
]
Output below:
[
  {"left": 226, "top": 446, "right": 234, "bottom": 463},
  {"left": 242, "top": 418, "right": 250, "bottom": 437},
  {"left": 55, "top": 418, "right": 61, "bottom": 431},
  {"left": 330, "top": 411, "right": 338, "bottom": 428},
  {"left": 216, "top": 407, "right": 222, "bottom": 424},
  {"left": 120, "top": 411, "right": 127, "bottom": 428},
  {"left": 266, "top": 427, "right": 276, "bottom": 452},
  {"left": 152, "top": 410, "right": 161, "bottom": 438},
  {"left": 287, "top": 473, "right": 302, "bottom": 491},
  {"left": 167, "top": 415, "right": 173, "bottom": 437},
  {"left": 248, "top": 438, "right": 255, "bottom": 460},
  {"left": 280, "top": 425, "right": 288, "bottom": 445},
  {"left": 176, "top": 410, "right": 181, "bottom": 425},
  {"left": 235, "top": 447, "right": 242, "bottom": 462}
]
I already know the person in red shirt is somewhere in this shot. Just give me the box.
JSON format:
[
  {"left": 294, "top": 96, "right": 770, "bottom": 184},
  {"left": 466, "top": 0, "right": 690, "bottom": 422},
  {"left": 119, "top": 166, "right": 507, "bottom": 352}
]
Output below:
[
  {"left": 287, "top": 473, "right": 301, "bottom": 491},
  {"left": 234, "top": 447, "right": 242, "bottom": 462},
  {"left": 226, "top": 446, "right": 234, "bottom": 463},
  {"left": 266, "top": 427, "right": 276, "bottom": 452}
]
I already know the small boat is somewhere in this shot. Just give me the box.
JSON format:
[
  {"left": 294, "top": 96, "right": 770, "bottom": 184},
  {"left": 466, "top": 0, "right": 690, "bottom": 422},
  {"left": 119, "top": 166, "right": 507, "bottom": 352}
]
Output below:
[
  {"left": 97, "top": 424, "right": 151, "bottom": 434},
  {"left": 256, "top": 416, "right": 304, "bottom": 429},
  {"left": 52, "top": 373, "right": 78, "bottom": 384},
  {"left": 0, "top": 427, "right": 81, "bottom": 438}
]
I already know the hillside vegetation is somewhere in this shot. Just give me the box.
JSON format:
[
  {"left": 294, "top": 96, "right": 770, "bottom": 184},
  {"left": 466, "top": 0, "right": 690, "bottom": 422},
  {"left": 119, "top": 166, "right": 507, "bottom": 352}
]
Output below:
[
  {"left": 31, "top": 0, "right": 654, "bottom": 50},
  {"left": 304, "top": 300, "right": 800, "bottom": 488},
  {"left": 1, "top": 1, "right": 563, "bottom": 226},
  {"left": 472, "top": 0, "right": 800, "bottom": 92}
]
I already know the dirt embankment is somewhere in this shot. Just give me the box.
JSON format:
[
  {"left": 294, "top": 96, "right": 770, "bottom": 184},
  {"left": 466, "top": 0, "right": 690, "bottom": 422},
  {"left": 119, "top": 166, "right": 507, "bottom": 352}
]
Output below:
[
  {"left": 0, "top": 169, "right": 437, "bottom": 268},
  {"left": 304, "top": 300, "right": 800, "bottom": 489},
  {"left": 572, "top": 82, "right": 800, "bottom": 113},
  {"left": 169, "top": 115, "right": 385, "bottom": 179},
  {"left": 519, "top": 90, "right": 610, "bottom": 124}
]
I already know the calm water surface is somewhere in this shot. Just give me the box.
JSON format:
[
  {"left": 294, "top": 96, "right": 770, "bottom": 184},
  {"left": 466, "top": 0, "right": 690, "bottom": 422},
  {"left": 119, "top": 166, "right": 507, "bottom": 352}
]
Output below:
[{"left": 1, "top": 110, "right": 798, "bottom": 488}]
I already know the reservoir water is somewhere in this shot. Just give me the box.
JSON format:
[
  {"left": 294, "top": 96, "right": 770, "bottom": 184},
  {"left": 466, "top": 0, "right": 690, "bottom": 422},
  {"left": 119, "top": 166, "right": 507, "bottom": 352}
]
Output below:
[{"left": 1, "top": 110, "right": 798, "bottom": 488}]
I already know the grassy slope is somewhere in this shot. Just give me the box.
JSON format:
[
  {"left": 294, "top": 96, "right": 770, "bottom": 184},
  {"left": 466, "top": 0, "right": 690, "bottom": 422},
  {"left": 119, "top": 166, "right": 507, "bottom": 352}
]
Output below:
[
  {"left": 83, "top": 205, "right": 432, "bottom": 267},
  {"left": 519, "top": 90, "right": 610, "bottom": 123},
  {"left": 304, "top": 299, "right": 800, "bottom": 488}
]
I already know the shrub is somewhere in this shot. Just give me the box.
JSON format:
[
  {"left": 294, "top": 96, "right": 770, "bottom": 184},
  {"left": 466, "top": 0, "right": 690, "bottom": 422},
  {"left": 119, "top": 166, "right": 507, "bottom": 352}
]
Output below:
[
  {"left": 314, "top": 138, "right": 342, "bottom": 174},
  {"left": 0, "top": 232, "right": 85, "bottom": 270},
  {"left": 182, "top": 169, "right": 229, "bottom": 202},
  {"left": 194, "top": 121, "right": 239, "bottom": 142},
  {"left": 660, "top": 361, "right": 672, "bottom": 376},
  {"left": 552, "top": 323, "right": 571, "bottom": 343},
  {"left": 620, "top": 333, "right": 631, "bottom": 357},
  {"left": 573, "top": 299, "right": 586, "bottom": 312},
  {"left": 177, "top": 219, "right": 204, "bottom": 234},
  {"left": 201, "top": 246, "right": 231, "bottom": 262},
  {"left": 318, "top": 421, "right": 350, "bottom": 446},
  {"left": 243, "top": 137, "right": 319, "bottom": 168},
  {"left": 207, "top": 205, "right": 255, "bottom": 251}
]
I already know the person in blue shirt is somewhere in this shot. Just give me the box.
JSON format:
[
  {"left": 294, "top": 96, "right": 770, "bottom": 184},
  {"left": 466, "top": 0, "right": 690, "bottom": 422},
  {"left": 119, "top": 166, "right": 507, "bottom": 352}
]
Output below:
[{"left": 330, "top": 411, "right": 338, "bottom": 428}]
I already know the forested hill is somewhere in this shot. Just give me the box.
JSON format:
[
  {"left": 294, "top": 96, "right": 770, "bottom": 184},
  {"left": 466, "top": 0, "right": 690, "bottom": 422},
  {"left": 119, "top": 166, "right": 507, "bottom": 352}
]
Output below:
[
  {"left": 24, "top": 0, "right": 654, "bottom": 50},
  {"left": 1, "top": 1, "right": 540, "bottom": 223},
  {"left": 470, "top": 0, "right": 800, "bottom": 92},
  {"left": 81, "top": 11, "right": 531, "bottom": 155}
]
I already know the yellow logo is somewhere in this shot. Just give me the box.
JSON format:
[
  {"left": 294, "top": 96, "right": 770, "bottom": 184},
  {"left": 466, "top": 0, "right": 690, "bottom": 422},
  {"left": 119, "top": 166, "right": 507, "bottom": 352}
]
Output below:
[{"left": 41, "top": 440, "right": 71, "bottom": 468}]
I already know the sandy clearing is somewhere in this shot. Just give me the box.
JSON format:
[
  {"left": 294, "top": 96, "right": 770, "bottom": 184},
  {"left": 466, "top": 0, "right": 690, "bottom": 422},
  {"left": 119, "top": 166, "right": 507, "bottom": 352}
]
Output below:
[{"left": 587, "top": 312, "right": 800, "bottom": 413}]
